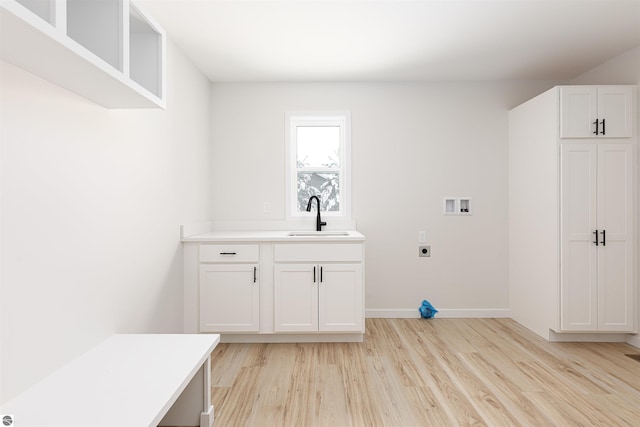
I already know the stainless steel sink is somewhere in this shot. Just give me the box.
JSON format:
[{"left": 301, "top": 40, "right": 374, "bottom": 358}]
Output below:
[{"left": 287, "top": 231, "right": 350, "bottom": 237}]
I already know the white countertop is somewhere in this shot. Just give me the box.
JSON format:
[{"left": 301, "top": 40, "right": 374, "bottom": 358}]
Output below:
[{"left": 182, "top": 230, "right": 365, "bottom": 242}]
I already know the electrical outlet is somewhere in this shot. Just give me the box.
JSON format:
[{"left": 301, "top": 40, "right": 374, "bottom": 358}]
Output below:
[{"left": 419, "top": 245, "right": 431, "bottom": 257}]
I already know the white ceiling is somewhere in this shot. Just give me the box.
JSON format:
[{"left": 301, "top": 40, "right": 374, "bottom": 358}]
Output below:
[{"left": 137, "top": 0, "right": 640, "bottom": 82}]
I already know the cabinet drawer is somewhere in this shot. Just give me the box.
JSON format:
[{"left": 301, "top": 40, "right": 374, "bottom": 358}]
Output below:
[
  {"left": 199, "top": 244, "right": 259, "bottom": 263},
  {"left": 274, "top": 243, "right": 362, "bottom": 262}
]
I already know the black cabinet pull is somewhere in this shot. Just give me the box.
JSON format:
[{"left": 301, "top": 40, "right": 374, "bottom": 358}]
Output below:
[
  {"left": 593, "top": 120, "right": 599, "bottom": 135},
  {"left": 253, "top": 266, "right": 257, "bottom": 283},
  {"left": 320, "top": 266, "right": 323, "bottom": 283},
  {"left": 313, "top": 266, "right": 316, "bottom": 283},
  {"left": 601, "top": 230, "right": 606, "bottom": 246},
  {"left": 601, "top": 119, "right": 605, "bottom": 135},
  {"left": 220, "top": 252, "right": 236, "bottom": 255},
  {"left": 593, "top": 230, "right": 599, "bottom": 246}
]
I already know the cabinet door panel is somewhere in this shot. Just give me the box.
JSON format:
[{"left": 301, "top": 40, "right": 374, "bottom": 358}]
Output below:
[
  {"left": 563, "top": 241, "right": 597, "bottom": 329},
  {"left": 598, "top": 240, "right": 633, "bottom": 331},
  {"left": 597, "top": 144, "right": 634, "bottom": 331},
  {"left": 597, "top": 86, "right": 633, "bottom": 138},
  {"left": 319, "top": 264, "right": 363, "bottom": 332},
  {"left": 598, "top": 144, "right": 633, "bottom": 238},
  {"left": 199, "top": 264, "right": 259, "bottom": 332},
  {"left": 561, "top": 144, "right": 597, "bottom": 330},
  {"left": 560, "top": 87, "right": 597, "bottom": 138},
  {"left": 560, "top": 86, "right": 633, "bottom": 139},
  {"left": 274, "top": 264, "right": 318, "bottom": 332}
]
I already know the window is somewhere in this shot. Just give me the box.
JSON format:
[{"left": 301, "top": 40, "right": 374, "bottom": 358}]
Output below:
[{"left": 286, "top": 112, "right": 351, "bottom": 220}]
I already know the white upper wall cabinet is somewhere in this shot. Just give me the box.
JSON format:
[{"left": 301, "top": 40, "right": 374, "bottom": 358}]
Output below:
[
  {"left": 66, "top": 0, "right": 123, "bottom": 72},
  {"left": 0, "top": 0, "right": 166, "bottom": 108},
  {"left": 14, "top": 0, "right": 52, "bottom": 23},
  {"left": 560, "top": 86, "right": 633, "bottom": 138},
  {"left": 129, "top": 3, "right": 164, "bottom": 99}
]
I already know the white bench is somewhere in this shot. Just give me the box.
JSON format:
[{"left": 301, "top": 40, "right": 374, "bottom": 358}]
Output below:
[{"left": 0, "top": 334, "right": 220, "bottom": 427}]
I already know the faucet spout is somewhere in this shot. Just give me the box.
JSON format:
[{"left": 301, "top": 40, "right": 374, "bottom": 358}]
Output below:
[{"left": 306, "top": 196, "right": 327, "bottom": 231}]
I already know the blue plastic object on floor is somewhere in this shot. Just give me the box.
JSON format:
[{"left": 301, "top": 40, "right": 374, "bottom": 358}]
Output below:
[{"left": 419, "top": 299, "right": 438, "bottom": 319}]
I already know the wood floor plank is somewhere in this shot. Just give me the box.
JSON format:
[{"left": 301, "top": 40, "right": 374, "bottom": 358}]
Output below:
[
  {"left": 315, "top": 364, "right": 350, "bottom": 427},
  {"left": 488, "top": 319, "right": 615, "bottom": 395},
  {"left": 589, "top": 393, "right": 640, "bottom": 426},
  {"left": 242, "top": 342, "right": 269, "bottom": 368},
  {"left": 397, "top": 320, "right": 487, "bottom": 425},
  {"left": 212, "top": 366, "right": 262, "bottom": 426},
  {"left": 284, "top": 344, "right": 318, "bottom": 427},
  {"left": 410, "top": 321, "right": 522, "bottom": 426},
  {"left": 210, "top": 343, "right": 253, "bottom": 387},
  {"left": 569, "top": 344, "right": 640, "bottom": 393},
  {"left": 516, "top": 360, "right": 629, "bottom": 426},
  {"left": 403, "top": 385, "right": 452, "bottom": 427},
  {"left": 249, "top": 343, "right": 299, "bottom": 427},
  {"left": 521, "top": 390, "right": 593, "bottom": 427},
  {"left": 457, "top": 352, "right": 555, "bottom": 427},
  {"left": 207, "top": 318, "right": 640, "bottom": 426},
  {"left": 365, "top": 356, "right": 421, "bottom": 426},
  {"left": 338, "top": 342, "right": 383, "bottom": 426}
]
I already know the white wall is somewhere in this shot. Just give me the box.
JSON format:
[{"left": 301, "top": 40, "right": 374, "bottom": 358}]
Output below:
[
  {"left": 571, "top": 46, "right": 640, "bottom": 347},
  {"left": 0, "top": 40, "right": 212, "bottom": 403},
  {"left": 571, "top": 47, "right": 640, "bottom": 86},
  {"left": 210, "top": 81, "right": 562, "bottom": 316}
]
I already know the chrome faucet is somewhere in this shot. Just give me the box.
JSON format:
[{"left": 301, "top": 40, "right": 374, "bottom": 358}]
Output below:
[{"left": 306, "top": 196, "right": 327, "bottom": 231}]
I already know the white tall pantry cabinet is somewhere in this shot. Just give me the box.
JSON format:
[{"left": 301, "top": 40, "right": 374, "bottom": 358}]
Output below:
[{"left": 509, "top": 85, "right": 637, "bottom": 341}]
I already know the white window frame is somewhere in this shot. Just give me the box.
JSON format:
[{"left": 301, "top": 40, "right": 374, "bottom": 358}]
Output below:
[{"left": 285, "top": 111, "right": 351, "bottom": 222}]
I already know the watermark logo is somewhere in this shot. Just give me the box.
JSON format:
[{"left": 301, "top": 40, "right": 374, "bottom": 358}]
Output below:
[{"left": 1, "top": 415, "right": 14, "bottom": 426}]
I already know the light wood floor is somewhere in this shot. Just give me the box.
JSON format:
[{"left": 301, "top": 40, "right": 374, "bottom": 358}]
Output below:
[{"left": 208, "top": 318, "right": 640, "bottom": 426}]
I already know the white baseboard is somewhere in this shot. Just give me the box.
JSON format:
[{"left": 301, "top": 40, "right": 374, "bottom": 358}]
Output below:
[
  {"left": 365, "top": 308, "right": 511, "bottom": 319},
  {"left": 219, "top": 333, "right": 364, "bottom": 343},
  {"left": 548, "top": 330, "right": 631, "bottom": 343},
  {"left": 365, "top": 309, "right": 420, "bottom": 318},
  {"left": 626, "top": 334, "right": 640, "bottom": 349}
]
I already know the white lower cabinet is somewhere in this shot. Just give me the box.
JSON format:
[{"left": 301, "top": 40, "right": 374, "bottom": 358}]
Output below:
[
  {"left": 198, "top": 244, "right": 260, "bottom": 333},
  {"left": 274, "top": 263, "right": 363, "bottom": 332},
  {"left": 199, "top": 264, "right": 259, "bottom": 332},
  {"left": 273, "top": 242, "right": 365, "bottom": 334},
  {"left": 184, "top": 236, "right": 366, "bottom": 341}
]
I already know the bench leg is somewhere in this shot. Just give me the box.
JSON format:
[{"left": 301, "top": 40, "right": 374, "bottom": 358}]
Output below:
[
  {"left": 159, "top": 356, "right": 214, "bottom": 427},
  {"left": 200, "top": 406, "right": 214, "bottom": 427},
  {"left": 200, "top": 356, "right": 214, "bottom": 427}
]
